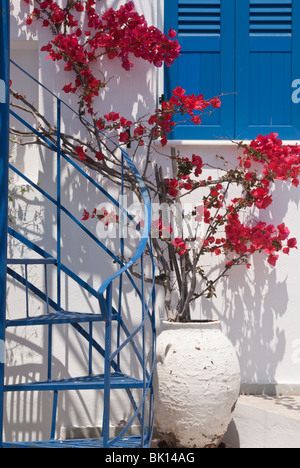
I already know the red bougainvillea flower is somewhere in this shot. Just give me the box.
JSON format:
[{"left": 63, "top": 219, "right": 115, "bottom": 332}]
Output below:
[
  {"left": 173, "top": 86, "right": 186, "bottom": 98},
  {"left": 81, "top": 209, "right": 90, "bottom": 221},
  {"left": 30, "top": 0, "right": 181, "bottom": 115},
  {"left": 24, "top": 2, "right": 299, "bottom": 272},
  {"left": 167, "top": 178, "right": 179, "bottom": 198},
  {"left": 172, "top": 237, "right": 189, "bottom": 256},
  {"left": 168, "top": 28, "right": 177, "bottom": 39},
  {"left": 119, "top": 132, "right": 129, "bottom": 143},
  {"left": 75, "top": 145, "right": 87, "bottom": 160},
  {"left": 210, "top": 97, "right": 222, "bottom": 109},
  {"left": 192, "top": 154, "right": 204, "bottom": 177},
  {"left": 192, "top": 115, "right": 201, "bottom": 124},
  {"left": 277, "top": 223, "right": 290, "bottom": 241},
  {"left": 95, "top": 152, "right": 105, "bottom": 161},
  {"left": 104, "top": 112, "right": 120, "bottom": 122},
  {"left": 62, "top": 83, "right": 76, "bottom": 93},
  {"left": 268, "top": 254, "right": 279, "bottom": 267},
  {"left": 288, "top": 238, "right": 297, "bottom": 248}
]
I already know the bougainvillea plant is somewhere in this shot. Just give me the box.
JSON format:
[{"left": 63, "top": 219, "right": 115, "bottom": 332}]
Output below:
[{"left": 10, "top": 0, "right": 300, "bottom": 322}]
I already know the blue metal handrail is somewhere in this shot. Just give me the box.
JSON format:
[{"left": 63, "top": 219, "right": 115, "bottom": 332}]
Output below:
[
  {"left": 0, "top": 1, "right": 10, "bottom": 450},
  {"left": 2, "top": 59, "right": 156, "bottom": 448}
]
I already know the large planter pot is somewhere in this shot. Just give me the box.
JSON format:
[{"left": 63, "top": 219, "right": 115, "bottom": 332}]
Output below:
[{"left": 153, "top": 321, "right": 241, "bottom": 448}]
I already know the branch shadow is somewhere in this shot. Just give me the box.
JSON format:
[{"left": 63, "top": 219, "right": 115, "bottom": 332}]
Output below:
[{"left": 6, "top": 21, "right": 157, "bottom": 441}]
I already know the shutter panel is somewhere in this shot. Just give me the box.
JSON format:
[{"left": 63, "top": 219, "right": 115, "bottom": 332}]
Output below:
[
  {"left": 235, "top": 0, "right": 300, "bottom": 140},
  {"left": 164, "top": 0, "right": 235, "bottom": 140}
]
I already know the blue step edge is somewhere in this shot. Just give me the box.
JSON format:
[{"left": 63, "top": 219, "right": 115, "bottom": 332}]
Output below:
[
  {"left": 5, "top": 311, "right": 120, "bottom": 327},
  {"left": 2, "top": 435, "right": 150, "bottom": 448},
  {"left": 4, "top": 372, "right": 145, "bottom": 392}
]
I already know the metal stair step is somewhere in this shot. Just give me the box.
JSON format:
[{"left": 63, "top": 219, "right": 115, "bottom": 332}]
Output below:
[
  {"left": 7, "top": 258, "right": 57, "bottom": 265},
  {"left": 4, "top": 372, "right": 144, "bottom": 392},
  {"left": 2, "top": 435, "right": 147, "bottom": 448},
  {"left": 6, "top": 311, "right": 118, "bottom": 327}
]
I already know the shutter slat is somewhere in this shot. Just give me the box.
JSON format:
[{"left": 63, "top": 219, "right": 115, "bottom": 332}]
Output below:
[
  {"left": 178, "top": 1, "right": 221, "bottom": 35},
  {"left": 250, "top": 0, "right": 291, "bottom": 4},
  {"left": 250, "top": 8, "right": 292, "bottom": 14},
  {"left": 179, "top": 15, "right": 220, "bottom": 21},
  {"left": 251, "top": 25, "right": 292, "bottom": 31},
  {"left": 179, "top": 25, "right": 221, "bottom": 31},
  {"left": 179, "top": 8, "right": 220, "bottom": 13},
  {"left": 250, "top": 1, "right": 292, "bottom": 35}
]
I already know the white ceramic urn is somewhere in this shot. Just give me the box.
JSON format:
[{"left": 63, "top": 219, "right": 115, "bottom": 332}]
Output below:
[{"left": 153, "top": 321, "right": 241, "bottom": 448}]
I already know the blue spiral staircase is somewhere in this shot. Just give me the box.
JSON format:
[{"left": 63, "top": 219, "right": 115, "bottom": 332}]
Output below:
[{"left": 0, "top": 3, "right": 156, "bottom": 449}]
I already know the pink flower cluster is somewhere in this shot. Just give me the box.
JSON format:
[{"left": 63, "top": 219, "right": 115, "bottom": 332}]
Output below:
[
  {"left": 163, "top": 132, "right": 299, "bottom": 267},
  {"left": 166, "top": 154, "right": 204, "bottom": 197},
  {"left": 26, "top": 0, "right": 181, "bottom": 115},
  {"left": 240, "top": 132, "right": 300, "bottom": 187},
  {"left": 149, "top": 87, "right": 221, "bottom": 146},
  {"left": 171, "top": 238, "right": 190, "bottom": 257},
  {"left": 224, "top": 214, "right": 297, "bottom": 267},
  {"left": 24, "top": 1, "right": 223, "bottom": 154},
  {"left": 23, "top": 2, "right": 299, "bottom": 270}
]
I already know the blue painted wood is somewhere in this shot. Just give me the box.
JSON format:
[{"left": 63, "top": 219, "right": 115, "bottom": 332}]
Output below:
[
  {"left": 164, "top": 0, "right": 235, "bottom": 140},
  {"left": 0, "top": 0, "right": 9, "bottom": 449},
  {"left": 165, "top": 0, "right": 300, "bottom": 140},
  {"left": 236, "top": 0, "right": 300, "bottom": 140}
]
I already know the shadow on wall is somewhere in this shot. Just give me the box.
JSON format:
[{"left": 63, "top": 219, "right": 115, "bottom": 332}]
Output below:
[
  {"left": 6, "top": 133, "right": 149, "bottom": 441},
  {"left": 6, "top": 40, "right": 156, "bottom": 446},
  {"left": 150, "top": 140, "right": 300, "bottom": 387},
  {"left": 196, "top": 180, "right": 300, "bottom": 385},
  {"left": 193, "top": 254, "right": 288, "bottom": 384},
  {"left": 224, "top": 256, "right": 287, "bottom": 384}
]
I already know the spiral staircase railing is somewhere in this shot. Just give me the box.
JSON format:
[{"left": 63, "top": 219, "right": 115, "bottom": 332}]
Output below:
[{"left": 0, "top": 56, "right": 156, "bottom": 448}]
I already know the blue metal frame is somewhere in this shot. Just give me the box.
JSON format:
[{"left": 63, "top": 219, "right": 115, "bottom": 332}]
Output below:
[
  {"left": 1, "top": 57, "right": 156, "bottom": 448},
  {"left": 0, "top": 0, "right": 9, "bottom": 450}
]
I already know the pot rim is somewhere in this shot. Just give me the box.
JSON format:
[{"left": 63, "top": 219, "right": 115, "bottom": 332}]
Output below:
[{"left": 161, "top": 320, "right": 221, "bottom": 330}]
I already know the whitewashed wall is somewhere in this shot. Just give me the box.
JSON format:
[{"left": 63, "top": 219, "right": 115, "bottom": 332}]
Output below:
[
  {"left": 160, "top": 141, "right": 300, "bottom": 391},
  {"left": 6, "top": 0, "right": 300, "bottom": 441}
]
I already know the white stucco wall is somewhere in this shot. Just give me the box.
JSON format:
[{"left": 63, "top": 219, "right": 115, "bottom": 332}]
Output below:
[
  {"left": 6, "top": 0, "right": 300, "bottom": 441},
  {"left": 159, "top": 141, "right": 300, "bottom": 390}
]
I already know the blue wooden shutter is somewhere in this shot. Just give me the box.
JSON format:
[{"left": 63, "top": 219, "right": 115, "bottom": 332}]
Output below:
[
  {"left": 236, "top": 0, "right": 300, "bottom": 140},
  {"left": 164, "top": 0, "right": 235, "bottom": 140}
]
